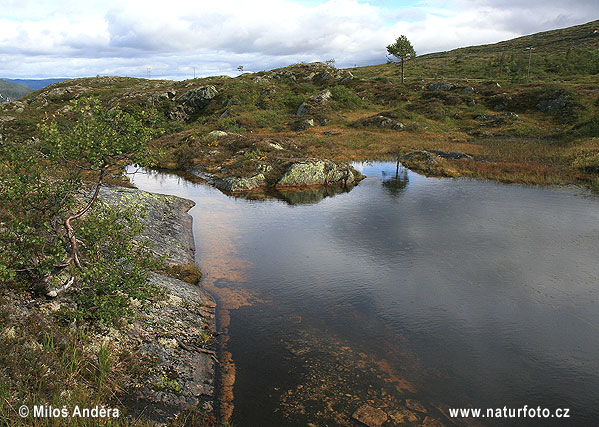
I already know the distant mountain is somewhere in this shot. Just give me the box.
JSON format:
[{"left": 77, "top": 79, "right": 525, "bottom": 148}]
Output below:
[
  {"left": 0, "top": 79, "right": 33, "bottom": 102},
  {"left": 3, "top": 78, "right": 68, "bottom": 91}
]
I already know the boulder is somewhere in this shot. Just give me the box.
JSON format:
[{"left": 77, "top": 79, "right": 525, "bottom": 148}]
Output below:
[
  {"left": 214, "top": 174, "right": 266, "bottom": 192},
  {"left": 208, "top": 130, "right": 228, "bottom": 137},
  {"left": 297, "top": 89, "right": 332, "bottom": 116},
  {"left": 352, "top": 405, "right": 387, "bottom": 427},
  {"left": 352, "top": 114, "right": 404, "bottom": 130},
  {"left": 178, "top": 85, "right": 218, "bottom": 108},
  {"left": 290, "top": 118, "right": 315, "bottom": 131},
  {"left": 428, "top": 82, "right": 453, "bottom": 91},
  {"left": 277, "top": 160, "right": 354, "bottom": 187}
]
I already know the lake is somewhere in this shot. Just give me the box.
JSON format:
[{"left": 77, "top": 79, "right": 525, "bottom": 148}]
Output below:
[{"left": 129, "top": 162, "right": 599, "bottom": 426}]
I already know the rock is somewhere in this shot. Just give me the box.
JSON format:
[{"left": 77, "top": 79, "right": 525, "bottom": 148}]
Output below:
[
  {"left": 489, "top": 93, "right": 512, "bottom": 111},
  {"left": 352, "top": 405, "right": 387, "bottom": 427},
  {"left": 208, "top": 130, "right": 228, "bottom": 137},
  {"left": 296, "top": 89, "right": 332, "bottom": 116},
  {"left": 99, "top": 187, "right": 195, "bottom": 264},
  {"left": 388, "top": 408, "right": 419, "bottom": 424},
  {"left": 428, "top": 82, "right": 453, "bottom": 91},
  {"left": 427, "top": 149, "right": 473, "bottom": 160},
  {"left": 537, "top": 94, "right": 567, "bottom": 113},
  {"left": 214, "top": 174, "right": 266, "bottom": 192},
  {"left": 475, "top": 112, "right": 518, "bottom": 122},
  {"left": 178, "top": 85, "right": 218, "bottom": 108},
  {"left": 277, "top": 160, "right": 354, "bottom": 187},
  {"left": 352, "top": 114, "right": 404, "bottom": 130},
  {"left": 405, "top": 399, "right": 428, "bottom": 413},
  {"left": 461, "top": 86, "right": 475, "bottom": 94},
  {"left": 339, "top": 70, "right": 354, "bottom": 84},
  {"left": 290, "top": 118, "right": 315, "bottom": 131},
  {"left": 314, "top": 70, "right": 331, "bottom": 84}
]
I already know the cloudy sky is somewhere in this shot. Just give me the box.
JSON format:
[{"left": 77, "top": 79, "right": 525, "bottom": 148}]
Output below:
[{"left": 1, "top": 0, "right": 596, "bottom": 79}]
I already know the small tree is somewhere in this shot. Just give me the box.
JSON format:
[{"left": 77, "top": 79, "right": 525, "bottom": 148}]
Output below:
[
  {"left": 0, "top": 97, "right": 160, "bottom": 324},
  {"left": 386, "top": 35, "right": 416, "bottom": 83}
]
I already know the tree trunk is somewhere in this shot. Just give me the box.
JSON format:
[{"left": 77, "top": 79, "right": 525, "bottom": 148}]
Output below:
[{"left": 401, "top": 58, "right": 405, "bottom": 83}]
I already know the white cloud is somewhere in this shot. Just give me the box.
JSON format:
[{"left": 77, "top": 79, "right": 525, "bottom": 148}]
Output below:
[{"left": 0, "top": 0, "right": 595, "bottom": 79}]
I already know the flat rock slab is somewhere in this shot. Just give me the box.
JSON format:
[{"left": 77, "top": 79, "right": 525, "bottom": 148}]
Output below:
[
  {"left": 100, "top": 186, "right": 195, "bottom": 264},
  {"left": 352, "top": 404, "right": 388, "bottom": 427}
]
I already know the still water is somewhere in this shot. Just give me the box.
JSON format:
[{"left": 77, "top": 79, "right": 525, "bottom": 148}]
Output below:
[{"left": 129, "top": 162, "right": 599, "bottom": 426}]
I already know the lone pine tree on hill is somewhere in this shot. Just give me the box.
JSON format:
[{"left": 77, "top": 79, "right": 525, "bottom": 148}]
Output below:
[{"left": 386, "top": 35, "right": 416, "bottom": 83}]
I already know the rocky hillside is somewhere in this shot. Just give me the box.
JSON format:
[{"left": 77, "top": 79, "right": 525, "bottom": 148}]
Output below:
[{"left": 1, "top": 21, "right": 598, "bottom": 190}]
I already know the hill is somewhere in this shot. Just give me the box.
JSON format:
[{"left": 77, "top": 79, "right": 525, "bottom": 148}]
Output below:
[
  {"left": 0, "top": 20, "right": 598, "bottom": 190},
  {"left": 352, "top": 19, "right": 599, "bottom": 83},
  {"left": 0, "top": 79, "right": 33, "bottom": 102},
  {"left": 3, "top": 78, "right": 69, "bottom": 91}
]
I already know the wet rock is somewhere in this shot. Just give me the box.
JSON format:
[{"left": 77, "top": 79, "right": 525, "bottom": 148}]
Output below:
[
  {"left": 352, "top": 114, "right": 404, "bottom": 130},
  {"left": 428, "top": 82, "right": 453, "bottom": 91},
  {"left": 537, "top": 94, "right": 567, "bottom": 113},
  {"left": 422, "top": 416, "right": 445, "bottom": 427},
  {"left": 405, "top": 399, "right": 428, "bottom": 413},
  {"left": 389, "top": 408, "right": 419, "bottom": 423},
  {"left": 352, "top": 404, "right": 387, "bottom": 427}
]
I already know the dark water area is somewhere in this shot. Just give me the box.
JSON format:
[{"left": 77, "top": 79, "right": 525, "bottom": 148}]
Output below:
[{"left": 129, "top": 162, "right": 599, "bottom": 426}]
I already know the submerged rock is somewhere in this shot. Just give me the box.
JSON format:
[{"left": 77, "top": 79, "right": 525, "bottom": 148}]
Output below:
[{"left": 352, "top": 404, "right": 387, "bottom": 427}]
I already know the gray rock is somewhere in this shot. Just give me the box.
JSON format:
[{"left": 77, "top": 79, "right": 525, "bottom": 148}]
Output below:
[
  {"left": 99, "top": 186, "right": 195, "bottom": 264},
  {"left": 461, "top": 86, "right": 475, "bottom": 94},
  {"left": 537, "top": 94, "right": 567, "bottom": 113},
  {"left": 178, "top": 85, "right": 218, "bottom": 108},
  {"left": 290, "top": 118, "right": 315, "bottom": 131},
  {"left": 428, "top": 149, "right": 473, "bottom": 160},
  {"left": 428, "top": 82, "right": 453, "bottom": 91},
  {"left": 215, "top": 174, "right": 266, "bottom": 192},
  {"left": 475, "top": 112, "right": 519, "bottom": 121},
  {"left": 297, "top": 89, "right": 332, "bottom": 116},
  {"left": 277, "top": 160, "right": 354, "bottom": 187},
  {"left": 352, "top": 115, "right": 404, "bottom": 130}
]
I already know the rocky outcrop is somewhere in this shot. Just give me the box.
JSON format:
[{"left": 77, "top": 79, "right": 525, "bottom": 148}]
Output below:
[
  {"left": 427, "top": 82, "right": 453, "bottom": 91},
  {"left": 123, "top": 272, "right": 216, "bottom": 425},
  {"left": 99, "top": 186, "right": 194, "bottom": 264},
  {"left": 352, "top": 114, "right": 404, "bottom": 130},
  {"left": 277, "top": 160, "right": 355, "bottom": 187},
  {"left": 100, "top": 186, "right": 216, "bottom": 424},
  {"left": 296, "top": 89, "right": 332, "bottom": 116},
  {"left": 537, "top": 94, "right": 567, "bottom": 113},
  {"left": 178, "top": 85, "right": 218, "bottom": 108}
]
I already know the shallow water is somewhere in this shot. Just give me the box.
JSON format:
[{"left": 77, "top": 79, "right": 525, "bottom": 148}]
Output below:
[{"left": 129, "top": 163, "right": 599, "bottom": 426}]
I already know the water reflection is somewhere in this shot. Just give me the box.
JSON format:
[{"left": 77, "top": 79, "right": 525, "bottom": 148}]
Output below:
[{"left": 129, "top": 162, "right": 599, "bottom": 426}]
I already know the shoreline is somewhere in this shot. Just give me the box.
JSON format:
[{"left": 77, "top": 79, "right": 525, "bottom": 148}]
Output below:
[{"left": 101, "top": 186, "right": 218, "bottom": 425}]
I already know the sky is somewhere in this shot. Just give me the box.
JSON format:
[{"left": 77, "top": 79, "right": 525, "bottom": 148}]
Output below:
[{"left": 0, "top": 0, "right": 597, "bottom": 80}]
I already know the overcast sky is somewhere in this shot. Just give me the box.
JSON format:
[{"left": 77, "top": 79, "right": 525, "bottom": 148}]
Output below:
[{"left": 1, "top": 0, "right": 596, "bottom": 79}]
